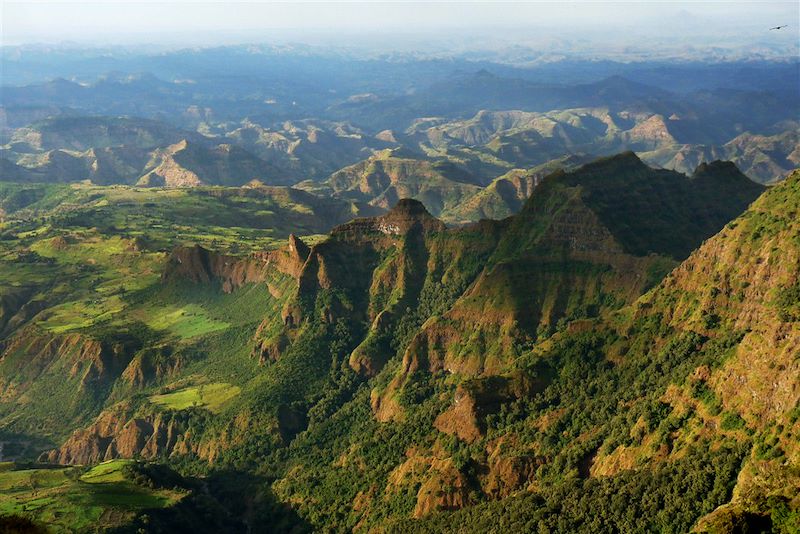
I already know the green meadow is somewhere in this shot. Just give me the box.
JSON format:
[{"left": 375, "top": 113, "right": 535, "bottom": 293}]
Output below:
[
  {"left": 149, "top": 383, "right": 241, "bottom": 413},
  {"left": 0, "top": 460, "right": 185, "bottom": 533}
]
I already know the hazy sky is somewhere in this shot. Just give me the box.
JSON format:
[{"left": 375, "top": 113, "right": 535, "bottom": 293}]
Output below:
[{"left": 2, "top": 1, "right": 798, "bottom": 46}]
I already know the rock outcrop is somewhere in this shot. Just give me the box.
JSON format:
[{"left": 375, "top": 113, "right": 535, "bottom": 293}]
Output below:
[{"left": 162, "top": 234, "right": 311, "bottom": 293}]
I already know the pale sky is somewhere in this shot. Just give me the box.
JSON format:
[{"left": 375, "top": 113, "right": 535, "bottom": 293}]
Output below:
[{"left": 2, "top": 1, "right": 798, "bottom": 46}]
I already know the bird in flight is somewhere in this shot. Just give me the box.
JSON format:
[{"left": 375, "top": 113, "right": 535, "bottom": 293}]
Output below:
[{"left": 769, "top": 25, "right": 788, "bottom": 30}]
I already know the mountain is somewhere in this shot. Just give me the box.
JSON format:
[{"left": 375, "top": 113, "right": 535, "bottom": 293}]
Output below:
[
  {"left": 398, "top": 167, "right": 800, "bottom": 533},
  {"left": 329, "top": 73, "right": 674, "bottom": 130},
  {"left": 2, "top": 117, "right": 297, "bottom": 187},
  {"left": 137, "top": 139, "right": 293, "bottom": 187},
  {"left": 6, "top": 115, "right": 196, "bottom": 152},
  {"left": 3, "top": 145, "right": 152, "bottom": 185},
  {"left": 407, "top": 108, "right": 798, "bottom": 184},
  {"left": 225, "top": 119, "right": 396, "bottom": 182},
  {"left": 0, "top": 158, "right": 41, "bottom": 183},
  {"left": 721, "top": 129, "right": 800, "bottom": 183},
  {"left": 0, "top": 153, "right": 781, "bottom": 532},
  {"left": 438, "top": 155, "right": 594, "bottom": 223},
  {"left": 301, "top": 149, "right": 485, "bottom": 218}
]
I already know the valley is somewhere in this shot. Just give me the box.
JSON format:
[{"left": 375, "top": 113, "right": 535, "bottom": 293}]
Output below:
[{"left": 0, "top": 35, "right": 798, "bottom": 533}]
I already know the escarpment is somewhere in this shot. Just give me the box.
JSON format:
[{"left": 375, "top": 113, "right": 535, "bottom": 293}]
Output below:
[
  {"left": 373, "top": 154, "right": 765, "bottom": 424},
  {"left": 255, "top": 198, "right": 462, "bottom": 371},
  {"left": 11, "top": 154, "right": 783, "bottom": 533},
  {"left": 43, "top": 402, "right": 204, "bottom": 465},
  {"left": 163, "top": 233, "right": 311, "bottom": 293},
  {"left": 0, "top": 326, "right": 146, "bottom": 438}
]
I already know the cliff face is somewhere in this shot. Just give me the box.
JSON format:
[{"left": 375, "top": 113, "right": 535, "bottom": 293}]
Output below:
[
  {"left": 257, "top": 199, "right": 459, "bottom": 374},
  {"left": 0, "top": 326, "right": 141, "bottom": 441},
  {"left": 21, "top": 155, "right": 781, "bottom": 531},
  {"left": 162, "top": 234, "right": 310, "bottom": 293}
]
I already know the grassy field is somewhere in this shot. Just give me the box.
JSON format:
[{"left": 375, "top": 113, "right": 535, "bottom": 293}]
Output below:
[
  {"left": 149, "top": 383, "right": 241, "bottom": 413},
  {"left": 79, "top": 459, "right": 134, "bottom": 483},
  {"left": 135, "top": 303, "right": 231, "bottom": 339},
  {"left": 0, "top": 182, "right": 361, "bottom": 255},
  {"left": 0, "top": 460, "right": 185, "bottom": 533}
]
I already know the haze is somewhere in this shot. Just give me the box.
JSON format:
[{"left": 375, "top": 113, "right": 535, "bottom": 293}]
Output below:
[{"left": 3, "top": 1, "right": 798, "bottom": 55}]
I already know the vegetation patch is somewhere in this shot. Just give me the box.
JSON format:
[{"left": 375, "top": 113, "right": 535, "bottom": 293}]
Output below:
[
  {"left": 149, "top": 383, "right": 241, "bottom": 413},
  {"left": 0, "top": 462, "right": 185, "bottom": 533},
  {"left": 136, "top": 304, "right": 230, "bottom": 339}
]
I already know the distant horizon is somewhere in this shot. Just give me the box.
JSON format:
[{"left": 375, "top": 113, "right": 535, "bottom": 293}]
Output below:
[{"left": 3, "top": 1, "right": 798, "bottom": 56}]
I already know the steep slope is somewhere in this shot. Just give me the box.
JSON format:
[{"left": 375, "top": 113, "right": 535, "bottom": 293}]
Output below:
[
  {"left": 0, "top": 158, "right": 42, "bottom": 183},
  {"left": 439, "top": 155, "right": 594, "bottom": 223},
  {"left": 137, "top": 139, "right": 293, "bottom": 187},
  {"left": 377, "top": 153, "right": 764, "bottom": 415},
  {"left": 394, "top": 169, "right": 800, "bottom": 534},
  {"left": 549, "top": 153, "right": 765, "bottom": 258},
  {"left": 438, "top": 168, "right": 540, "bottom": 223},
  {"left": 0, "top": 154, "right": 777, "bottom": 532},
  {"left": 226, "top": 119, "right": 396, "bottom": 182},
  {"left": 313, "top": 149, "right": 483, "bottom": 217}
]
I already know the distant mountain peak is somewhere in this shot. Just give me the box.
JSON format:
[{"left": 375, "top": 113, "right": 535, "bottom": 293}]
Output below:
[
  {"left": 574, "top": 150, "right": 646, "bottom": 174},
  {"left": 692, "top": 159, "right": 746, "bottom": 179},
  {"left": 386, "top": 198, "right": 430, "bottom": 218},
  {"left": 332, "top": 198, "right": 445, "bottom": 239}
]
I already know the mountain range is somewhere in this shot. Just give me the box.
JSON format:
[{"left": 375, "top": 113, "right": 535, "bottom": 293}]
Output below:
[
  {"left": 0, "top": 46, "right": 798, "bottom": 533},
  {"left": 1, "top": 152, "right": 796, "bottom": 532}
]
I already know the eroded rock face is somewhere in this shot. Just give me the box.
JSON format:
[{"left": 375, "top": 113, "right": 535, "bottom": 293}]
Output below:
[
  {"left": 0, "top": 328, "right": 135, "bottom": 396},
  {"left": 483, "top": 454, "right": 542, "bottom": 499},
  {"left": 330, "top": 198, "right": 446, "bottom": 241},
  {"left": 121, "top": 345, "right": 183, "bottom": 388},
  {"left": 379, "top": 439, "right": 545, "bottom": 520},
  {"left": 434, "top": 374, "right": 547, "bottom": 443},
  {"left": 254, "top": 333, "right": 290, "bottom": 364},
  {"left": 266, "top": 198, "right": 452, "bottom": 375},
  {"left": 414, "top": 458, "right": 473, "bottom": 518},
  {"left": 44, "top": 403, "right": 193, "bottom": 465},
  {"left": 163, "top": 234, "right": 310, "bottom": 293}
]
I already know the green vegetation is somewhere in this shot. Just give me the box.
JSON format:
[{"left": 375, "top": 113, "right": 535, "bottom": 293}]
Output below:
[
  {"left": 0, "top": 461, "right": 183, "bottom": 533},
  {"left": 0, "top": 159, "right": 794, "bottom": 532},
  {"left": 149, "top": 383, "right": 241, "bottom": 413},
  {"left": 389, "top": 443, "right": 748, "bottom": 533},
  {"left": 80, "top": 459, "right": 136, "bottom": 483},
  {"left": 0, "top": 182, "right": 365, "bottom": 254},
  {"left": 139, "top": 304, "right": 230, "bottom": 339}
]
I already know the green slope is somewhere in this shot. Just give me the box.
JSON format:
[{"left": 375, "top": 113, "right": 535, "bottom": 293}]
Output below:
[{"left": 0, "top": 154, "right": 787, "bottom": 533}]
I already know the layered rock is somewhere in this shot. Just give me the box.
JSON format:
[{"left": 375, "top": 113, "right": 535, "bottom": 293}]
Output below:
[
  {"left": 44, "top": 402, "right": 192, "bottom": 465},
  {"left": 163, "top": 234, "right": 310, "bottom": 293}
]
